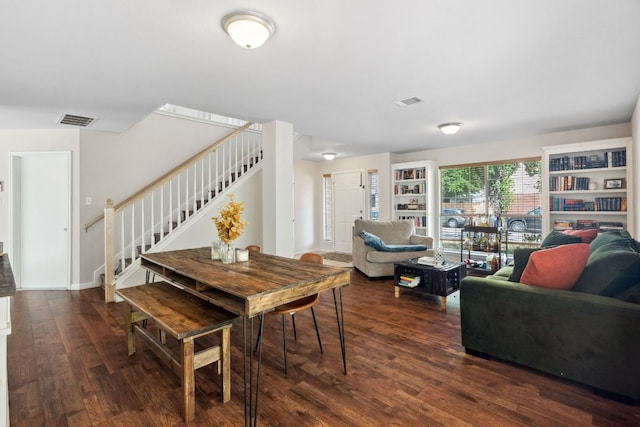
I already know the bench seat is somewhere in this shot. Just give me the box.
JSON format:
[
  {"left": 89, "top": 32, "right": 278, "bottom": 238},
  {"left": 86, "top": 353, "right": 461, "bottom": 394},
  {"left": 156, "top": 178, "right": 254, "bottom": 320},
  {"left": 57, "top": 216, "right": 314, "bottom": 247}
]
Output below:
[{"left": 117, "top": 281, "right": 238, "bottom": 422}]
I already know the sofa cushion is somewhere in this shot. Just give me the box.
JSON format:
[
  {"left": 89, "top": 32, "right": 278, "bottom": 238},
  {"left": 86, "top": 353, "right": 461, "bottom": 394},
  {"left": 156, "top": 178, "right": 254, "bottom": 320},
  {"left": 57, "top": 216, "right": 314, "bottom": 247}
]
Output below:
[
  {"left": 493, "top": 266, "right": 513, "bottom": 278},
  {"left": 589, "top": 230, "right": 635, "bottom": 252},
  {"left": 572, "top": 241, "right": 640, "bottom": 296},
  {"left": 540, "top": 230, "right": 582, "bottom": 248},
  {"left": 359, "top": 230, "right": 428, "bottom": 252},
  {"left": 508, "top": 248, "right": 540, "bottom": 282},
  {"left": 366, "top": 250, "right": 429, "bottom": 263},
  {"left": 563, "top": 229, "right": 598, "bottom": 243},
  {"left": 354, "top": 219, "right": 414, "bottom": 244},
  {"left": 520, "top": 243, "right": 590, "bottom": 289}
]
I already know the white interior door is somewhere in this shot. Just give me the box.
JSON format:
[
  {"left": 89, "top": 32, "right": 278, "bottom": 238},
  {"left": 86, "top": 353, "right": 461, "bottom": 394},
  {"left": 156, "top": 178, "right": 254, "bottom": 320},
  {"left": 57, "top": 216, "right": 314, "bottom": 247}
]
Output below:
[
  {"left": 333, "top": 171, "right": 364, "bottom": 253},
  {"left": 11, "top": 152, "right": 71, "bottom": 289}
]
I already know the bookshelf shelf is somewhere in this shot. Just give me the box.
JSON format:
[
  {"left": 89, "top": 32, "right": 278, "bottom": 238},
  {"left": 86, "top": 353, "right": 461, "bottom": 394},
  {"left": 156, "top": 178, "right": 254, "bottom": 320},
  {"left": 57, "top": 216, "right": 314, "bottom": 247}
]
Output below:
[{"left": 550, "top": 211, "right": 627, "bottom": 216}]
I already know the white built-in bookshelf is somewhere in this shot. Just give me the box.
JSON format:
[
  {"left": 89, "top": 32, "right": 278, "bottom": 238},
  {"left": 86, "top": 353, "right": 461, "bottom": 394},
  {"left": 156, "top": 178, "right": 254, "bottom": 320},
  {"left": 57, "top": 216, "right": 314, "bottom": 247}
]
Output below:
[
  {"left": 542, "top": 137, "right": 633, "bottom": 234},
  {"left": 391, "top": 161, "right": 436, "bottom": 237}
]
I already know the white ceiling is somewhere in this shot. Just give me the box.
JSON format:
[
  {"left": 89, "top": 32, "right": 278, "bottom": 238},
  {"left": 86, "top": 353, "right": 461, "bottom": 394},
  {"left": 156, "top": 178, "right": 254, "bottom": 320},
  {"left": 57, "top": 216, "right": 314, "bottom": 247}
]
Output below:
[{"left": 1, "top": 1, "right": 639, "bottom": 160}]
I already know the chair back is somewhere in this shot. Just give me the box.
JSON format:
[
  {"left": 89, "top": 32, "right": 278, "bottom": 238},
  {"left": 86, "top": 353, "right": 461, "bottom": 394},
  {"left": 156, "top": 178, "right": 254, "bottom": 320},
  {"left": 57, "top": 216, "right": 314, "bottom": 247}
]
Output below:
[
  {"left": 299, "top": 252, "right": 324, "bottom": 265},
  {"left": 245, "top": 245, "right": 261, "bottom": 253}
]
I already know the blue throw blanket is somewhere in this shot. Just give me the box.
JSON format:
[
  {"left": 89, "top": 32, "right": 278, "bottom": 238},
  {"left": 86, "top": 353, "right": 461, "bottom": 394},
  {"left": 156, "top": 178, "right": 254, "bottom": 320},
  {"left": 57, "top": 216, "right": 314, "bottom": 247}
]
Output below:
[{"left": 359, "top": 230, "right": 428, "bottom": 252}]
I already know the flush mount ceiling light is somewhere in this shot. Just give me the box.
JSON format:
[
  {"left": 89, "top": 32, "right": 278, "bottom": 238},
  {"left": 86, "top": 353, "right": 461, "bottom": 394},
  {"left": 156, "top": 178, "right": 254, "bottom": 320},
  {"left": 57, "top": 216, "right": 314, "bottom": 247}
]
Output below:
[
  {"left": 322, "top": 153, "right": 337, "bottom": 160},
  {"left": 221, "top": 10, "right": 275, "bottom": 49},
  {"left": 438, "top": 122, "right": 463, "bottom": 135}
]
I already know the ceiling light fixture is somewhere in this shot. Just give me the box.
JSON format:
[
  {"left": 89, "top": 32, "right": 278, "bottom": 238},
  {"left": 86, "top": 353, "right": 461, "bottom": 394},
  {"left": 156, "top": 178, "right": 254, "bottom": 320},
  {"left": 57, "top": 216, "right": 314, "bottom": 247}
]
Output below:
[
  {"left": 438, "top": 122, "right": 463, "bottom": 135},
  {"left": 221, "top": 10, "right": 275, "bottom": 49},
  {"left": 322, "top": 153, "right": 337, "bottom": 160}
]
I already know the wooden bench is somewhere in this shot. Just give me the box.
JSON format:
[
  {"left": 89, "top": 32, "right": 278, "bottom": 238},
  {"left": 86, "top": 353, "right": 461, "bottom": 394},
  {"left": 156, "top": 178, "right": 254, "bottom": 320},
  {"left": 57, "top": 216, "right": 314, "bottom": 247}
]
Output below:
[{"left": 116, "top": 281, "right": 237, "bottom": 422}]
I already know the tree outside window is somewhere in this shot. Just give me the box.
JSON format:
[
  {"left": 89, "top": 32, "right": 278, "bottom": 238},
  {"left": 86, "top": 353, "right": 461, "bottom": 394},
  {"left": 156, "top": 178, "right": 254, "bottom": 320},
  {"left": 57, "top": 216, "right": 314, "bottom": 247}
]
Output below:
[{"left": 440, "top": 159, "right": 542, "bottom": 247}]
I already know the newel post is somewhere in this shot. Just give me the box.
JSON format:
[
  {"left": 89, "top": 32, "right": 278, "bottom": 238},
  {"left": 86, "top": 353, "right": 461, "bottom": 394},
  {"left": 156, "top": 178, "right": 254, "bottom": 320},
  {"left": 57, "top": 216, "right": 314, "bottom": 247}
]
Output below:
[{"left": 104, "top": 198, "right": 116, "bottom": 303}]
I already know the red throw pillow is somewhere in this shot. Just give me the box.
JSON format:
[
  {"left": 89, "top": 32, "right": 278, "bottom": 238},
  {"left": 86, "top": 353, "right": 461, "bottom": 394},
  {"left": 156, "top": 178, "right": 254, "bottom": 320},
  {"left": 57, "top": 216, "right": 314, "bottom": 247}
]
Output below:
[
  {"left": 563, "top": 229, "right": 598, "bottom": 243},
  {"left": 520, "top": 243, "right": 591, "bottom": 289}
]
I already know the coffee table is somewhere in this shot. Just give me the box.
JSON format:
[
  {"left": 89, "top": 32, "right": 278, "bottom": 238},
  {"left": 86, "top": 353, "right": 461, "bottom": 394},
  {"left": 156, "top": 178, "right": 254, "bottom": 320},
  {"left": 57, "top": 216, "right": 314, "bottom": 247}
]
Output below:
[{"left": 393, "top": 258, "right": 467, "bottom": 310}]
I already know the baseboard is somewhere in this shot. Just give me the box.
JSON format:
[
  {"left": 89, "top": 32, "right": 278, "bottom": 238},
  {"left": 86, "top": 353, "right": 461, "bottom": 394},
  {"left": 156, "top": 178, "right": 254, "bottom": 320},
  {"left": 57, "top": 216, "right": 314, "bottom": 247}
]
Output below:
[{"left": 70, "top": 282, "right": 100, "bottom": 291}]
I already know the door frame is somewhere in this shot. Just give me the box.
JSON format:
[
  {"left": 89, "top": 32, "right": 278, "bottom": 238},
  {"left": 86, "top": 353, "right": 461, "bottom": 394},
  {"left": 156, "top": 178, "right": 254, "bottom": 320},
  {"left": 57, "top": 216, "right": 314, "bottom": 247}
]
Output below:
[{"left": 9, "top": 151, "right": 72, "bottom": 289}]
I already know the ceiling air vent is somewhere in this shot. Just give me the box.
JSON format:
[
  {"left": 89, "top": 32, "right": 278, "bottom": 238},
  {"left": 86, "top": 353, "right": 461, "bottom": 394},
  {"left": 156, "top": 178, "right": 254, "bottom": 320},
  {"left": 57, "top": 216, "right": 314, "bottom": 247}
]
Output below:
[
  {"left": 59, "top": 114, "right": 96, "bottom": 127},
  {"left": 394, "top": 97, "right": 424, "bottom": 107}
]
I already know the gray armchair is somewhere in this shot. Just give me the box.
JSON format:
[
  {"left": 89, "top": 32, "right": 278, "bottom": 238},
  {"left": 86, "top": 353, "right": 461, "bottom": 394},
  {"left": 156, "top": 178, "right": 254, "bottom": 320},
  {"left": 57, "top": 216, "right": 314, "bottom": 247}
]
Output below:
[{"left": 352, "top": 219, "right": 433, "bottom": 278}]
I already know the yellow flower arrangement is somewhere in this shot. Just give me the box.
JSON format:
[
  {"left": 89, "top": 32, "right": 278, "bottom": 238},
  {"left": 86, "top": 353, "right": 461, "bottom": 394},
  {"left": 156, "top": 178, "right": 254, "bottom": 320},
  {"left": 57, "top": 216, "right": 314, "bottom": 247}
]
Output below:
[{"left": 212, "top": 194, "right": 248, "bottom": 244}]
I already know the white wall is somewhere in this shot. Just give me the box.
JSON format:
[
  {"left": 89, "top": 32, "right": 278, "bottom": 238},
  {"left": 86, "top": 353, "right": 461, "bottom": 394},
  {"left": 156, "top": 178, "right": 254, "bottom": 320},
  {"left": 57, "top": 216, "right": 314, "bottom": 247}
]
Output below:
[
  {"left": 262, "top": 121, "right": 294, "bottom": 257},
  {"left": 79, "top": 113, "right": 236, "bottom": 285},
  {"left": 1, "top": 114, "right": 256, "bottom": 287},
  {"left": 392, "top": 123, "right": 631, "bottom": 166},
  {"left": 293, "top": 152, "right": 391, "bottom": 253},
  {"left": 2, "top": 117, "right": 634, "bottom": 284},
  {"left": 296, "top": 123, "right": 631, "bottom": 253},
  {"left": 632, "top": 95, "right": 640, "bottom": 238},
  {"left": 0, "top": 130, "right": 81, "bottom": 286},
  {"left": 294, "top": 160, "right": 319, "bottom": 252}
]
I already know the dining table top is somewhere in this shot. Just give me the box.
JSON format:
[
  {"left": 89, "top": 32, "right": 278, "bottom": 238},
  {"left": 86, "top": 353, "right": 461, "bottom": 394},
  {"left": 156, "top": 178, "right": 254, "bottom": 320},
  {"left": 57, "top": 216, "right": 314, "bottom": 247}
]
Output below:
[{"left": 140, "top": 247, "right": 351, "bottom": 317}]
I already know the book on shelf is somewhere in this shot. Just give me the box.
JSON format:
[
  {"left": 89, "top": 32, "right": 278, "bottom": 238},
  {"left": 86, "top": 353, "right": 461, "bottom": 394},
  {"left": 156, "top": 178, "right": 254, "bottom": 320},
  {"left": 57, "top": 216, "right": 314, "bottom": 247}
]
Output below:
[
  {"left": 598, "top": 221, "right": 624, "bottom": 232},
  {"left": 553, "top": 219, "right": 574, "bottom": 230},
  {"left": 549, "top": 150, "right": 626, "bottom": 171},
  {"left": 604, "top": 150, "right": 627, "bottom": 168},
  {"left": 548, "top": 196, "right": 628, "bottom": 212},
  {"left": 397, "top": 275, "right": 420, "bottom": 288},
  {"left": 397, "top": 215, "right": 427, "bottom": 228},
  {"left": 396, "top": 168, "right": 426, "bottom": 181},
  {"left": 549, "top": 176, "right": 590, "bottom": 191},
  {"left": 550, "top": 197, "right": 587, "bottom": 211},
  {"left": 549, "top": 155, "right": 606, "bottom": 171},
  {"left": 594, "top": 197, "right": 626, "bottom": 211},
  {"left": 576, "top": 219, "right": 598, "bottom": 230}
]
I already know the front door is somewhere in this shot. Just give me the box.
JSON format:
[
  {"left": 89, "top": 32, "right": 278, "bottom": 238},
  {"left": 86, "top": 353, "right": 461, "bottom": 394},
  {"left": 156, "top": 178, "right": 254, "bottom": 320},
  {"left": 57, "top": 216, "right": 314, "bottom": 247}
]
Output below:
[{"left": 333, "top": 170, "right": 364, "bottom": 253}]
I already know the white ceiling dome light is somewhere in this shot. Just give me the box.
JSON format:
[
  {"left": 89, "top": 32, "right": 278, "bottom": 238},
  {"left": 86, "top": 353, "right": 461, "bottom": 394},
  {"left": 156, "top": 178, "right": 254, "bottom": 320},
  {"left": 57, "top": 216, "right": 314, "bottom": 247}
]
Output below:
[
  {"left": 322, "top": 152, "right": 337, "bottom": 160},
  {"left": 438, "top": 122, "right": 463, "bottom": 135},
  {"left": 221, "top": 11, "right": 275, "bottom": 49}
]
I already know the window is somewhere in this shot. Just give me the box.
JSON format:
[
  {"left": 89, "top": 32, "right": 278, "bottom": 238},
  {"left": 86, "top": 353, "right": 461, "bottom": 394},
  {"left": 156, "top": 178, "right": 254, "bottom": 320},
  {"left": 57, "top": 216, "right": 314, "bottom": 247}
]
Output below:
[
  {"left": 323, "top": 174, "right": 333, "bottom": 241},
  {"left": 368, "top": 169, "right": 379, "bottom": 220},
  {"left": 440, "top": 158, "right": 542, "bottom": 245}
]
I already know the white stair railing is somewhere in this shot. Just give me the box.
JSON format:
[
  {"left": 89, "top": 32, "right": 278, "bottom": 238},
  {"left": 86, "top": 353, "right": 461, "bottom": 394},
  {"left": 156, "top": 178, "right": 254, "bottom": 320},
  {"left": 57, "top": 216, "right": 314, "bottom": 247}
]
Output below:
[{"left": 100, "top": 122, "right": 262, "bottom": 302}]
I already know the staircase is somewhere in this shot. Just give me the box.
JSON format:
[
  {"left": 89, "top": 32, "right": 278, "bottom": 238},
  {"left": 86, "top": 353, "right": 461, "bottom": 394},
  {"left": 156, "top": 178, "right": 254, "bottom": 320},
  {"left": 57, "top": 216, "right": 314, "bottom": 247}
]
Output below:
[{"left": 92, "top": 122, "right": 263, "bottom": 302}]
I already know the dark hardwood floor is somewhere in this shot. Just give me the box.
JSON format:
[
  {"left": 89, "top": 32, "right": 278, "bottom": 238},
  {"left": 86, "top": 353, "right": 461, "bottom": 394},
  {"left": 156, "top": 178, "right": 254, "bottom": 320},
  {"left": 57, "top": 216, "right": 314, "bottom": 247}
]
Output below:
[{"left": 8, "top": 268, "right": 640, "bottom": 426}]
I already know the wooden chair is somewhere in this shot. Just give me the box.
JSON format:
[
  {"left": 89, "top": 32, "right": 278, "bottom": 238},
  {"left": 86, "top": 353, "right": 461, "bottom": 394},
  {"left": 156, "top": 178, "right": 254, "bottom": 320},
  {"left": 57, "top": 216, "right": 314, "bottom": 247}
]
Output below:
[
  {"left": 258, "top": 252, "right": 324, "bottom": 374},
  {"left": 245, "top": 245, "right": 262, "bottom": 253}
]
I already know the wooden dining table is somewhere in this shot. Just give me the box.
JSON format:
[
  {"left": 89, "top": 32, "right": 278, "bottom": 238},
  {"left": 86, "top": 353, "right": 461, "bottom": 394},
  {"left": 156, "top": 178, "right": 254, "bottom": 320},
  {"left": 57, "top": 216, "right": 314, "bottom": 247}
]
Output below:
[{"left": 139, "top": 247, "right": 351, "bottom": 426}]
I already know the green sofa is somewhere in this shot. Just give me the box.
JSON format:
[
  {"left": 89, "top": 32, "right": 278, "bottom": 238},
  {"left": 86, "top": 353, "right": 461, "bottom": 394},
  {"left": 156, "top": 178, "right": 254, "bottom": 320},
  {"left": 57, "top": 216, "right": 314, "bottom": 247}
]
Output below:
[{"left": 460, "top": 231, "right": 640, "bottom": 403}]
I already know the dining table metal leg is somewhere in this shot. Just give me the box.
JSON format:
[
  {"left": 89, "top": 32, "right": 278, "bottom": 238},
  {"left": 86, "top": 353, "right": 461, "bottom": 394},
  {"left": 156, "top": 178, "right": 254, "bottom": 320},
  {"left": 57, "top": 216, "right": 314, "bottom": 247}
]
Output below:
[
  {"left": 243, "top": 314, "right": 264, "bottom": 427},
  {"left": 332, "top": 287, "right": 347, "bottom": 375}
]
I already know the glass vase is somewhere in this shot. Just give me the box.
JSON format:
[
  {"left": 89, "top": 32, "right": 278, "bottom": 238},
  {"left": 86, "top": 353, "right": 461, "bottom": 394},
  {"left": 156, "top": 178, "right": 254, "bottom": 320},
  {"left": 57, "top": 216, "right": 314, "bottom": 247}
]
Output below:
[
  {"left": 211, "top": 241, "right": 222, "bottom": 260},
  {"left": 221, "top": 243, "right": 236, "bottom": 264},
  {"left": 433, "top": 247, "right": 445, "bottom": 267}
]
